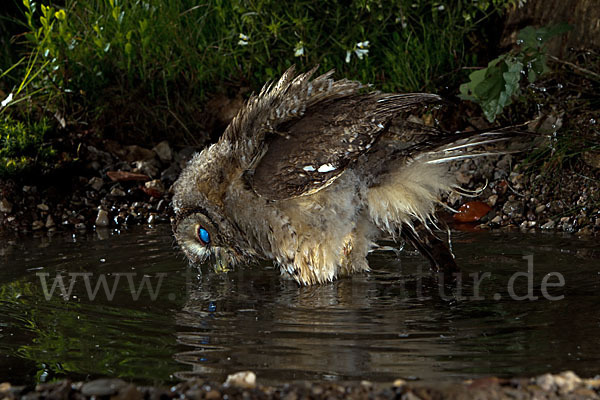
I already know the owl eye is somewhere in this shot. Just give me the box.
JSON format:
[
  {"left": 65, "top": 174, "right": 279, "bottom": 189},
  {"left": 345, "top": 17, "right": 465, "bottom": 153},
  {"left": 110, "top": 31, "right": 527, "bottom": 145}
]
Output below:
[{"left": 196, "top": 226, "right": 211, "bottom": 245}]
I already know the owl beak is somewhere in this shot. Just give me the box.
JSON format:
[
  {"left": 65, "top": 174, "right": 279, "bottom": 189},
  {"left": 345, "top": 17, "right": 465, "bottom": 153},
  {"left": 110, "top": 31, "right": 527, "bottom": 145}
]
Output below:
[{"left": 211, "top": 248, "right": 232, "bottom": 273}]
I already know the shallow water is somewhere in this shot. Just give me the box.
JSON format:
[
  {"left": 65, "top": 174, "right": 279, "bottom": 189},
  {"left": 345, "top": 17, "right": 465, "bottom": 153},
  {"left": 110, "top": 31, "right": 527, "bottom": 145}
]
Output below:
[{"left": 0, "top": 225, "right": 599, "bottom": 385}]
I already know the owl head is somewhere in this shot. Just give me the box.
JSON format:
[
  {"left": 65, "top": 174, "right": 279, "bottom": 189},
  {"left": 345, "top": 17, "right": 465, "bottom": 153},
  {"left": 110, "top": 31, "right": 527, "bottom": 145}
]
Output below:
[{"left": 171, "top": 144, "right": 251, "bottom": 270}]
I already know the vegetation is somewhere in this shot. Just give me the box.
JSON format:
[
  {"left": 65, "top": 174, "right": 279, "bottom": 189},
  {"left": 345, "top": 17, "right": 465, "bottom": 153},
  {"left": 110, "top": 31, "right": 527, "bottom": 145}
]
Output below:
[
  {"left": 0, "top": 114, "right": 54, "bottom": 177},
  {"left": 0, "top": 0, "right": 516, "bottom": 149},
  {"left": 459, "top": 23, "right": 572, "bottom": 122}
]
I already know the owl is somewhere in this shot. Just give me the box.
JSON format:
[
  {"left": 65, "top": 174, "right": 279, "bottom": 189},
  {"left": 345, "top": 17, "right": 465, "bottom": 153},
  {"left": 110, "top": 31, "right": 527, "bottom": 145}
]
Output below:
[{"left": 172, "top": 66, "right": 508, "bottom": 285}]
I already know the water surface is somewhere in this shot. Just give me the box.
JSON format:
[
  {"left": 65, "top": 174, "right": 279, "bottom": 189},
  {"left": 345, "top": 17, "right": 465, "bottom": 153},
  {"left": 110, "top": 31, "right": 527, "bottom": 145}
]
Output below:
[{"left": 0, "top": 225, "right": 598, "bottom": 385}]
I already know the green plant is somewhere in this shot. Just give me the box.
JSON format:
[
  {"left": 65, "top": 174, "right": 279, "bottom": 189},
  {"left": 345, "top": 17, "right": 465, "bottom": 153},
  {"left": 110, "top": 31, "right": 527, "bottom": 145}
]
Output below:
[
  {"left": 7, "top": 0, "right": 515, "bottom": 144},
  {"left": 459, "top": 23, "right": 572, "bottom": 122},
  {"left": 0, "top": 114, "right": 54, "bottom": 177}
]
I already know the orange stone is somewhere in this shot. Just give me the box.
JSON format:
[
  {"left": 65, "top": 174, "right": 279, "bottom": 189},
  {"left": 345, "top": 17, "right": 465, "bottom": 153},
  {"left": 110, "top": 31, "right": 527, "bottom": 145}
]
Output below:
[
  {"left": 453, "top": 201, "right": 492, "bottom": 223},
  {"left": 106, "top": 171, "right": 150, "bottom": 182}
]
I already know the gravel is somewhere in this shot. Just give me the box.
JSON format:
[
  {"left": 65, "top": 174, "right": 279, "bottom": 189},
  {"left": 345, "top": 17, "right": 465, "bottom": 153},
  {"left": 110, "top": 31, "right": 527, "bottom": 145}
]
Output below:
[
  {"left": 1, "top": 371, "right": 600, "bottom": 400},
  {"left": 0, "top": 139, "right": 598, "bottom": 237}
]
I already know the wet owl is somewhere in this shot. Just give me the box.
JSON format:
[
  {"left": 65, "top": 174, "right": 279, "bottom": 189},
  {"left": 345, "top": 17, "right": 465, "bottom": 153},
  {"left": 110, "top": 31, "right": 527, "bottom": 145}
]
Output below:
[{"left": 172, "top": 66, "right": 508, "bottom": 285}]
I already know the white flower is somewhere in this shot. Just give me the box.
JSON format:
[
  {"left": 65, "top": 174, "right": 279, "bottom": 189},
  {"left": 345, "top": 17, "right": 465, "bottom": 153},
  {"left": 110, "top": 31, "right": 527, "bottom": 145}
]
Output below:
[
  {"left": 1, "top": 93, "right": 13, "bottom": 108},
  {"left": 346, "top": 41, "right": 370, "bottom": 62},
  {"left": 355, "top": 48, "right": 369, "bottom": 59},
  {"left": 294, "top": 41, "right": 305, "bottom": 57},
  {"left": 238, "top": 33, "right": 249, "bottom": 46}
]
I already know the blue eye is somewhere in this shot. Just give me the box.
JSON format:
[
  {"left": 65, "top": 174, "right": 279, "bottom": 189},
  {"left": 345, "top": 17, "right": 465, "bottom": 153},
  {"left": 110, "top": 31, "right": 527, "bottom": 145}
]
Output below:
[{"left": 197, "top": 226, "right": 210, "bottom": 245}]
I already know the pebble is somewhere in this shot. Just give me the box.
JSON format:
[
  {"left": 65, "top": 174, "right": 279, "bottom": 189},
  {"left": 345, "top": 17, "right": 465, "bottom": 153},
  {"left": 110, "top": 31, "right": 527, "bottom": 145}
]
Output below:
[
  {"left": 535, "top": 204, "right": 546, "bottom": 214},
  {"left": 32, "top": 220, "right": 44, "bottom": 230},
  {"left": 502, "top": 200, "right": 524, "bottom": 218},
  {"left": 541, "top": 220, "right": 556, "bottom": 229},
  {"left": 88, "top": 177, "right": 104, "bottom": 191},
  {"left": 0, "top": 198, "right": 12, "bottom": 213},
  {"left": 487, "top": 194, "right": 498, "bottom": 207},
  {"left": 81, "top": 378, "right": 127, "bottom": 397},
  {"left": 110, "top": 187, "right": 126, "bottom": 197},
  {"left": 153, "top": 141, "right": 173, "bottom": 163},
  {"left": 36, "top": 203, "right": 49, "bottom": 211},
  {"left": 45, "top": 215, "right": 55, "bottom": 228},
  {"left": 95, "top": 209, "right": 110, "bottom": 227},
  {"left": 224, "top": 371, "right": 257, "bottom": 389}
]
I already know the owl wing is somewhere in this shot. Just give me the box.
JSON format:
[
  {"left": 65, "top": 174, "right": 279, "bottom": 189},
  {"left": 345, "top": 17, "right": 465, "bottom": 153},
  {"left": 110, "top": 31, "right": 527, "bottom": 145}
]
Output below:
[{"left": 249, "top": 92, "right": 441, "bottom": 200}]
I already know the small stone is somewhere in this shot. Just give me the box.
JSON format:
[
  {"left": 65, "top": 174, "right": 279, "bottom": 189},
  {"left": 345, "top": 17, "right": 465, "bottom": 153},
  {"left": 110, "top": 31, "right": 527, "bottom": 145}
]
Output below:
[
  {"left": 110, "top": 187, "right": 126, "bottom": 197},
  {"left": 143, "top": 179, "right": 165, "bottom": 198},
  {"left": 153, "top": 141, "right": 173, "bottom": 163},
  {"left": 535, "top": 204, "right": 546, "bottom": 214},
  {"left": 455, "top": 171, "right": 471, "bottom": 185},
  {"left": 0, "top": 198, "right": 13, "bottom": 213},
  {"left": 37, "top": 203, "right": 49, "bottom": 211},
  {"left": 205, "top": 390, "right": 221, "bottom": 400},
  {"left": 45, "top": 215, "right": 55, "bottom": 228},
  {"left": 147, "top": 214, "right": 157, "bottom": 224},
  {"left": 487, "top": 194, "right": 498, "bottom": 207},
  {"left": 124, "top": 145, "right": 156, "bottom": 162},
  {"left": 89, "top": 177, "right": 104, "bottom": 191},
  {"left": 133, "top": 159, "right": 160, "bottom": 178},
  {"left": 106, "top": 171, "right": 150, "bottom": 182},
  {"left": 536, "top": 373, "right": 555, "bottom": 391},
  {"left": 224, "top": 371, "right": 256, "bottom": 389},
  {"left": 75, "top": 222, "right": 86, "bottom": 230},
  {"left": 392, "top": 379, "right": 406, "bottom": 387},
  {"left": 95, "top": 209, "right": 110, "bottom": 227},
  {"left": 32, "top": 220, "right": 44, "bottom": 230},
  {"left": 113, "top": 384, "right": 143, "bottom": 400},
  {"left": 81, "top": 379, "right": 127, "bottom": 397},
  {"left": 491, "top": 215, "right": 502, "bottom": 224},
  {"left": 502, "top": 200, "right": 524, "bottom": 218}
]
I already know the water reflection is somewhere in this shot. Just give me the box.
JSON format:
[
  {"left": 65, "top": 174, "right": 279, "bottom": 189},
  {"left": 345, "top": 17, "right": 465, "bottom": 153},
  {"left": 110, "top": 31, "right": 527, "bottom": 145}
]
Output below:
[{"left": 0, "top": 226, "right": 599, "bottom": 385}]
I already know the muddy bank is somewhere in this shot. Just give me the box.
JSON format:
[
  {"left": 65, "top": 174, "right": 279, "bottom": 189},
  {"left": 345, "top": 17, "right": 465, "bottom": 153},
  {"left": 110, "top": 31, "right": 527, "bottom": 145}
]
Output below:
[
  {"left": 0, "top": 135, "right": 598, "bottom": 238},
  {"left": 2, "top": 371, "right": 600, "bottom": 400}
]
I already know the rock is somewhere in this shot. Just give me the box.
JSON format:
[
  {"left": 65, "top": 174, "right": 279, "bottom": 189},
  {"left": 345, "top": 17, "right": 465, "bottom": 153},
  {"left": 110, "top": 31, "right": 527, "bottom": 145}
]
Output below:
[
  {"left": 536, "top": 373, "right": 555, "bottom": 391},
  {"left": 392, "top": 379, "right": 406, "bottom": 387},
  {"left": 143, "top": 179, "right": 165, "bottom": 198},
  {"left": 487, "top": 194, "right": 498, "bottom": 207},
  {"left": 75, "top": 223, "right": 86, "bottom": 230},
  {"left": 36, "top": 203, "right": 49, "bottom": 211},
  {"left": 160, "top": 163, "right": 181, "bottom": 185},
  {"left": 95, "top": 209, "right": 110, "bottom": 227},
  {"left": 176, "top": 147, "right": 197, "bottom": 168},
  {"left": 32, "top": 220, "right": 44, "bottom": 230},
  {"left": 491, "top": 215, "right": 502, "bottom": 224},
  {"left": 455, "top": 171, "right": 471, "bottom": 185},
  {"left": 81, "top": 379, "right": 127, "bottom": 397},
  {"left": 107, "top": 171, "right": 150, "bottom": 182},
  {"left": 535, "top": 204, "right": 546, "bottom": 214},
  {"left": 113, "top": 384, "right": 143, "bottom": 400},
  {"left": 45, "top": 215, "right": 55, "bottom": 228},
  {"left": 205, "top": 389, "right": 221, "bottom": 400},
  {"left": 110, "top": 187, "right": 126, "bottom": 197},
  {"left": 224, "top": 371, "right": 256, "bottom": 389},
  {"left": 0, "top": 198, "right": 13, "bottom": 213},
  {"left": 502, "top": 200, "right": 524, "bottom": 218},
  {"left": 89, "top": 177, "right": 104, "bottom": 191},
  {"left": 152, "top": 141, "right": 173, "bottom": 163},
  {"left": 133, "top": 159, "right": 160, "bottom": 178},
  {"left": 123, "top": 145, "right": 155, "bottom": 162},
  {"left": 453, "top": 201, "right": 491, "bottom": 223}
]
